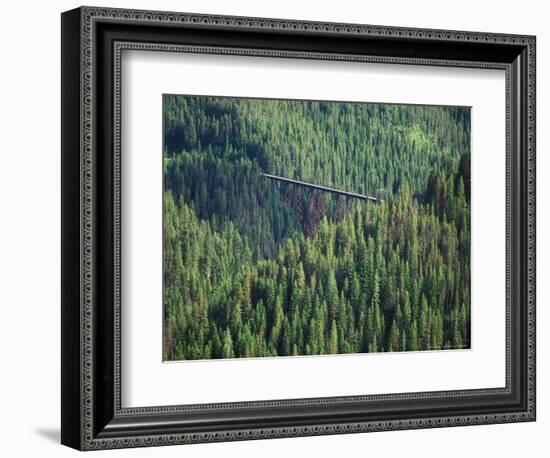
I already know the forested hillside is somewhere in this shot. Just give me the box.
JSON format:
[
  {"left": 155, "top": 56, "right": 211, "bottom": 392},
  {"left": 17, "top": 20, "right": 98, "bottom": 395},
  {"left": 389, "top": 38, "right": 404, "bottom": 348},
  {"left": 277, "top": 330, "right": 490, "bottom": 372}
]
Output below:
[{"left": 163, "top": 95, "right": 471, "bottom": 361}]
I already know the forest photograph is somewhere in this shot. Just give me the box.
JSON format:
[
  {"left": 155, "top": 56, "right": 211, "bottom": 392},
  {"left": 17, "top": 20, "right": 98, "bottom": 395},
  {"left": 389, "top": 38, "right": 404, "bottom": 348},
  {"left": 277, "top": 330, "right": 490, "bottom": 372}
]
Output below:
[{"left": 162, "top": 94, "right": 471, "bottom": 362}]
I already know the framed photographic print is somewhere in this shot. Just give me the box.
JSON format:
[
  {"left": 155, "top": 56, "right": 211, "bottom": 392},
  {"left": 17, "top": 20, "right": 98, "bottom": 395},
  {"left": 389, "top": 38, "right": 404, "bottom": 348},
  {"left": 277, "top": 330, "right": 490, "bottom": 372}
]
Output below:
[{"left": 61, "top": 6, "right": 536, "bottom": 450}]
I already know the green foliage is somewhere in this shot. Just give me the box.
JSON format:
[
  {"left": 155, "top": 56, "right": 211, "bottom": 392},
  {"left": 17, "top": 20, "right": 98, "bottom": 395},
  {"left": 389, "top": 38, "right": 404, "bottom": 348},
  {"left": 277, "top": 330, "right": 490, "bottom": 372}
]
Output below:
[{"left": 162, "top": 95, "right": 471, "bottom": 361}]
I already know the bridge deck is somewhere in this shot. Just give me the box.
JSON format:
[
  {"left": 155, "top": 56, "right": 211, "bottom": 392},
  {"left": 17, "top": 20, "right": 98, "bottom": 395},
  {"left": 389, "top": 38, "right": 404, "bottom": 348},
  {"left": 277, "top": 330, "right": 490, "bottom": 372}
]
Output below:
[{"left": 263, "top": 173, "right": 378, "bottom": 202}]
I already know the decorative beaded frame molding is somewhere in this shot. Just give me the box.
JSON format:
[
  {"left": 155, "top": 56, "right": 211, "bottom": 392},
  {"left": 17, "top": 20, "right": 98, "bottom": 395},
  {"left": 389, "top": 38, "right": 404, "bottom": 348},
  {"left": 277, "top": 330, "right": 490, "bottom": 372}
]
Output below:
[{"left": 62, "top": 6, "right": 536, "bottom": 451}]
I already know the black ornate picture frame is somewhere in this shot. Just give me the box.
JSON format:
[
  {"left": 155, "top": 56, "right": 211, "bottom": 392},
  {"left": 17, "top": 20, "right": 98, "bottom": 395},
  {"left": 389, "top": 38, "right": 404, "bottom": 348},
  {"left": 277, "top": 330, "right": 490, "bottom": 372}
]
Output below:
[{"left": 61, "top": 6, "right": 536, "bottom": 451}]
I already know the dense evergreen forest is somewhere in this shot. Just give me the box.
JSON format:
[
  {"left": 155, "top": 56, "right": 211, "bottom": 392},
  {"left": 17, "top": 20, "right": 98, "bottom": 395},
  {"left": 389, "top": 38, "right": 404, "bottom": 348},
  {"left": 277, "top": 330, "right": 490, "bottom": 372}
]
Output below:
[{"left": 163, "top": 95, "right": 471, "bottom": 361}]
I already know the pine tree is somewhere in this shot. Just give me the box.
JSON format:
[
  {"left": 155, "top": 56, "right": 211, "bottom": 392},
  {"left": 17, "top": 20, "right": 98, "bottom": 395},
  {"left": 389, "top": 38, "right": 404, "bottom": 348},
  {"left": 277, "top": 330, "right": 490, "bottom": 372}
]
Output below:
[
  {"left": 329, "top": 320, "right": 339, "bottom": 355},
  {"left": 222, "top": 329, "right": 235, "bottom": 359}
]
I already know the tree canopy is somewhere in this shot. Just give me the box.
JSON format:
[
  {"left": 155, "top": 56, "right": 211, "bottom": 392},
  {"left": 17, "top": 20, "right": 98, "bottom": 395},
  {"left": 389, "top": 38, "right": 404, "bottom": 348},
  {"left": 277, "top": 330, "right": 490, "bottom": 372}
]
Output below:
[{"left": 162, "top": 95, "right": 471, "bottom": 361}]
